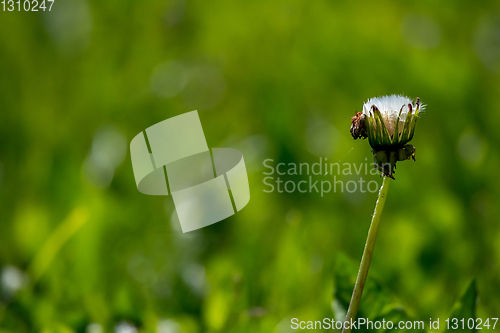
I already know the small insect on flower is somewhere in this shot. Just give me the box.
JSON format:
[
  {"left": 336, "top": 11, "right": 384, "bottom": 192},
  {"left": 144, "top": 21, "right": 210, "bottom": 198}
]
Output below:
[
  {"left": 350, "top": 95, "right": 424, "bottom": 179},
  {"left": 350, "top": 111, "right": 367, "bottom": 140}
]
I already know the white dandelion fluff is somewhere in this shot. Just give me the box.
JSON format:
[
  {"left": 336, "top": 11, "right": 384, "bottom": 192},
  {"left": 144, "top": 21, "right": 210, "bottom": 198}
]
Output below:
[{"left": 362, "top": 94, "right": 423, "bottom": 149}]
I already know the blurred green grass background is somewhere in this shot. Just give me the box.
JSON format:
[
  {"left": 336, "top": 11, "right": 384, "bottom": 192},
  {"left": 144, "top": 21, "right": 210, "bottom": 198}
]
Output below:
[{"left": 1, "top": 0, "right": 500, "bottom": 332}]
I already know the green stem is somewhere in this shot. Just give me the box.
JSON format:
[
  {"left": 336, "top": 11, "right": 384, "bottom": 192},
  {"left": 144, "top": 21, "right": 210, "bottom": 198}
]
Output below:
[{"left": 342, "top": 176, "right": 391, "bottom": 333}]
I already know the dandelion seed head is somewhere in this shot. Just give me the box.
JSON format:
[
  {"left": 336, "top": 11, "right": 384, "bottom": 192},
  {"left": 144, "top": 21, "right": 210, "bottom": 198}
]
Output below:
[{"left": 362, "top": 94, "right": 424, "bottom": 138}]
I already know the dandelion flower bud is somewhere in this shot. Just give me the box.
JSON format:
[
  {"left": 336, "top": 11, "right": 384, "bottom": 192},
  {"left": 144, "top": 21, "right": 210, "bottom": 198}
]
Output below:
[{"left": 351, "top": 95, "right": 424, "bottom": 179}]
